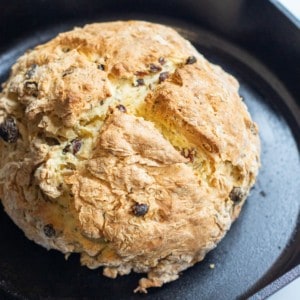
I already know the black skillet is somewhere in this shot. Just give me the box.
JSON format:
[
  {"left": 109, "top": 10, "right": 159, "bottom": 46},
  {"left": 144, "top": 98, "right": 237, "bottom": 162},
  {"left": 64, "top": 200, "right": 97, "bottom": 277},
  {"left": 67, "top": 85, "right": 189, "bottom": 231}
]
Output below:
[{"left": 0, "top": 0, "right": 299, "bottom": 299}]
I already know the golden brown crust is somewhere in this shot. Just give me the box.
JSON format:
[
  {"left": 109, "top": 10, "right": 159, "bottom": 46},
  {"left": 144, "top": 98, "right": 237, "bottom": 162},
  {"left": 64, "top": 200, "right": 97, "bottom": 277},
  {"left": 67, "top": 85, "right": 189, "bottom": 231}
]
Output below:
[
  {"left": 145, "top": 63, "right": 259, "bottom": 168},
  {"left": 0, "top": 20, "right": 260, "bottom": 293}
]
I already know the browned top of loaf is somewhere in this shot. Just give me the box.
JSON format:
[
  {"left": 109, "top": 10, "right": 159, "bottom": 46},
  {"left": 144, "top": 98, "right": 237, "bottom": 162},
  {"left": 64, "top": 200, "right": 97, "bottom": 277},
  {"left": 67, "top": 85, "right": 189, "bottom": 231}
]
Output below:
[{"left": 0, "top": 20, "right": 260, "bottom": 293}]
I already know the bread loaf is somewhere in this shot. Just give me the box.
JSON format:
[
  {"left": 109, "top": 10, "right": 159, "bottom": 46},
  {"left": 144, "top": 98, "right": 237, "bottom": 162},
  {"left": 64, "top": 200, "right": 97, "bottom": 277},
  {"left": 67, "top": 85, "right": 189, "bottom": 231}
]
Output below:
[{"left": 0, "top": 21, "right": 260, "bottom": 292}]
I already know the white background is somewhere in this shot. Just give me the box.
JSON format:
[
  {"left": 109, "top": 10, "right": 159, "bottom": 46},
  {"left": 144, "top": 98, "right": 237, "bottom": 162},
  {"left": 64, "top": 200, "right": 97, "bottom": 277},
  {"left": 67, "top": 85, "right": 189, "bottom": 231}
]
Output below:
[{"left": 277, "top": 0, "right": 300, "bottom": 19}]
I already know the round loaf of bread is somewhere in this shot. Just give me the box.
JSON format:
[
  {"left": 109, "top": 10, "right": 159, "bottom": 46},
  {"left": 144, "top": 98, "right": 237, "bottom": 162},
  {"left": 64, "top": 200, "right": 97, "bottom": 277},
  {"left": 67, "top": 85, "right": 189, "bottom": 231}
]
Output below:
[{"left": 0, "top": 21, "right": 260, "bottom": 292}]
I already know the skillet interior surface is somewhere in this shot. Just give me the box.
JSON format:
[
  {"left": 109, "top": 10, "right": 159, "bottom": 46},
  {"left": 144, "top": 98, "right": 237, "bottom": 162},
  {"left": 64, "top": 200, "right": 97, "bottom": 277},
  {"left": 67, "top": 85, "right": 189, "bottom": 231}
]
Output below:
[{"left": 0, "top": 9, "right": 299, "bottom": 300}]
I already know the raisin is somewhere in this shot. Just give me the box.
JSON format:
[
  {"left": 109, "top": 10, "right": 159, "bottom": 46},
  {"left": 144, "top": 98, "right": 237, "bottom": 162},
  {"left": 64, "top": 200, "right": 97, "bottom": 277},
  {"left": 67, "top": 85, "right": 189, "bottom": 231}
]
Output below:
[
  {"left": 25, "top": 64, "right": 37, "bottom": 79},
  {"left": 63, "top": 138, "right": 82, "bottom": 155},
  {"left": 62, "top": 144, "right": 71, "bottom": 154},
  {"left": 158, "top": 72, "right": 169, "bottom": 83},
  {"left": 98, "top": 64, "right": 105, "bottom": 71},
  {"left": 116, "top": 104, "right": 127, "bottom": 113},
  {"left": 0, "top": 116, "right": 19, "bottom": 143},
  {"left": 158, "top": 57, "right": 166, "bottom": 65},
  {"left": 135, "top": 78, "right": 145, "bottom": 86},
  {"left": 24, "top": 81, "right": 38, "bottom": 96},
  {"left": 149, "top": 63, "right": 162, "bottom": 73},
  {"left": 186, "top": 56, "right": 197, "bottom": 65},
  {"left": 43, "top": 224, "right": 56, "bottom": 237},
  {"left": 133, "top": 203, "right": 149, "bottom": 217},
  {"left": 71, "top": 138, "right": 82, "bottom": 155},
  {"left": 229, "top": 187, "right": 245, "bottom": 203}
]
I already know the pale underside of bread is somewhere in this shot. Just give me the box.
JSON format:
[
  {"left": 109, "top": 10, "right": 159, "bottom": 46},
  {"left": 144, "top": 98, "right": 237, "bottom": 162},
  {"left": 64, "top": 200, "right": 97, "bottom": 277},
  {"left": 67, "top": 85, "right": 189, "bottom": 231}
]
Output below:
[{"left": 0, "top": 21, "right": 260, "bottom": 292}]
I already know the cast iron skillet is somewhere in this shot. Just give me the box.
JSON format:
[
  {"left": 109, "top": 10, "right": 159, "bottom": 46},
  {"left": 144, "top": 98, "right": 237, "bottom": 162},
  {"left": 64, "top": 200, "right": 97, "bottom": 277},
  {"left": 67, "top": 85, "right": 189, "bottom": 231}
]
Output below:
[{"left": 0, "top": 1, "right": 299, "bottom": 299}]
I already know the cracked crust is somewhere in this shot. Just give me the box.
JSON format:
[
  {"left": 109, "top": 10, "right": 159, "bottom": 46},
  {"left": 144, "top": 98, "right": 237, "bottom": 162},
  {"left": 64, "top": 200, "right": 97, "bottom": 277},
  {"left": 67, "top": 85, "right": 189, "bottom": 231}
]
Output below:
[{"left": 0, "top": 20, "right": 260, "bottom": 293}]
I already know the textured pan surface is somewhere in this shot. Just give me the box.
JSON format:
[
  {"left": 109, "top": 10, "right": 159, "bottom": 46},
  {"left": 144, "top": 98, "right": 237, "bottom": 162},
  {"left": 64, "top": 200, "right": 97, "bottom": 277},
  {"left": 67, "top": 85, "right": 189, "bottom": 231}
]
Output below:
[{"left": 0, "top": 3, "right": 299, "bottom": 300}]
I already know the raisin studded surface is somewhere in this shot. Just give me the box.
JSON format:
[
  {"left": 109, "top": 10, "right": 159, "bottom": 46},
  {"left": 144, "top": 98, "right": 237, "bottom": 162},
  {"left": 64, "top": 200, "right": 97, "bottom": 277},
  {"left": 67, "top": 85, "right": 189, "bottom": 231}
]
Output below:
[
  {"left": 62, "top": 144, "right": 71, "bottom": 154},
  {"left": 135, "top": 78, "right": 145, "bottom": 86},
  {"left": 25, "top": 64, "right": 37, "bottom": 79},
  {"left": 24, "top": 81, "right": 38, "bottom": 96},
  {"left": 116, "top": 104, "right": 127, "bottom": 113},
  {"left": 229, "top": 187, "right": 245, "bottom": 203},
  {"left": 43, "top": 224, "right": 56, "bottom": 237},
  {"left": 186, "top": 56, "right": 197, "bottom": 65},
  {"left": 71, "top": 138, "right": 82, "bottom": 155},
  {"left": 133, "top": 203, "right": 149, "bottom": 217},
  {"left": 158, "top": 57, "right": 166, "bottom": 65},
  {"left": 0, "top": 116, "right": 19, "bottom": 143},
  {"left": 158, "top": 72, "right": 169, "bottom": 83},
  {"left": 149, "top": 63, "right": 162, "bottom": 73},
  {"left": 63, "top": 138, "right": 82, "bottom": 155},
  {"left": 98, "top": 64, "right": 105, "bottom": 71}
]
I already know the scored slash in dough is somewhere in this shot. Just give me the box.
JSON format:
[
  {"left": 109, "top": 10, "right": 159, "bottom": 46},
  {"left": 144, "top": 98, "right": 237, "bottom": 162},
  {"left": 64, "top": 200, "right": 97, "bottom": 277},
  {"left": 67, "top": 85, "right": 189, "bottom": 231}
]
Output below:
[{"left": 0, "top": 21, "right": 260, "bottom": 293}]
